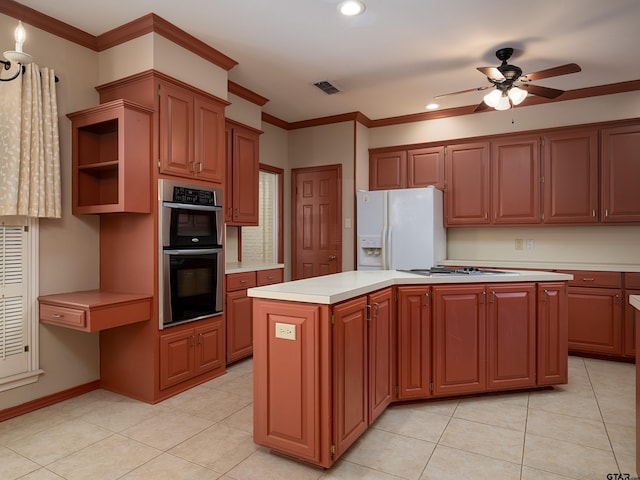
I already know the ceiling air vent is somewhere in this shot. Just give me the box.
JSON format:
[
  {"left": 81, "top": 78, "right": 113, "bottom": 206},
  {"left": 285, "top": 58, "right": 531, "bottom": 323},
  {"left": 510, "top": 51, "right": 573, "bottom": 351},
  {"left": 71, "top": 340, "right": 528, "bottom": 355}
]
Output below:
[{"left": 313, "top": 80, "right": 341, "bottom": 95}]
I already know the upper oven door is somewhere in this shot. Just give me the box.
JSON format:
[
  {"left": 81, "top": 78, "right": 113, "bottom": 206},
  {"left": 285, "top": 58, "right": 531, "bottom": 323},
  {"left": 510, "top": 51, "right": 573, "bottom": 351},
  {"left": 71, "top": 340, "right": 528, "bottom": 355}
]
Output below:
[{"left": 162, "top": 202, "right": 223, "bottom": 248}]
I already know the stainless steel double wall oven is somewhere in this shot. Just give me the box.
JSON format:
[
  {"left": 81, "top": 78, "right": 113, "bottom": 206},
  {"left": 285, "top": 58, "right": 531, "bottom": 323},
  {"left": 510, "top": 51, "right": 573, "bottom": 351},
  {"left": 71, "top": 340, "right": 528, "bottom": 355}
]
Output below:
[{"left": 158, "top": 179, "right": 224, "bottom": 329}]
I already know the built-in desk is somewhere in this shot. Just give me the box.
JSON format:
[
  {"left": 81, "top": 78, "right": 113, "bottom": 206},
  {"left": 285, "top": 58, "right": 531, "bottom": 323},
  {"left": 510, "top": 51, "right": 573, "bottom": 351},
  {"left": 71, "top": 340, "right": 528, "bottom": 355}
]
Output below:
[{"left": 39, "top": 290, "right": 152, "bottom": 332}]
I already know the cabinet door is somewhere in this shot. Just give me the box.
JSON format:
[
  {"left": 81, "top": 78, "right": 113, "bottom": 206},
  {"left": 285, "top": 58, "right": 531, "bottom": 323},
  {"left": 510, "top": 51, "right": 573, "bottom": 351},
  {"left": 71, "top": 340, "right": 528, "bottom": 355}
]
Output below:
[
  {"left": 160, "top": 329, "right": 195, "bottom": 390},
  {"left": 159, "top": 82, "right": 194, "bottom": 179},
  {"left": 537, "top": 283, "right": 568, "bottom": 386},
  {"left": 397, "top": 286, "right": 431, "bottom": 399},
  {"left": 369, "top": 151, "right": 406, "bottom": 190},
  {"left": 332, "top": 296, "right": 368, "bottom": 459},
  {"left": 433, "top": 284, "right": 486, "bottom": 396},
  {"left": 226, "top": 289, "right": 254, "bottom": 363},
  {"left": 601, "top": 124, "right": 640, "bottom": 223},
  {"left": 543, "top": 128, "right": 598, "bottom": 224},
  {"left": 568, "top": 287, "right": 623, "bottom": 355},
  {"left": 194, "top": 96, "right": 225, "bottom": 183},
  {"left": 227, "top": 123, "right": 260, "bottom": 226},
  {"left": 491, "top": 136, "right": 541, "bottom": 224},
  {"left": 487, "top": 284, "right": 536, "bottom": 390},
  {"left": 368, "top": 288, "right": 395, "bottom": 423},
  {"left": 195, "top": 319, "right": 225, "bottom": 375},
  {"left": 407, "top": 146, "right": 445, "bottom": 189},
  {"left": 444, "top": 142, "right": 490, "bottom": 226}
]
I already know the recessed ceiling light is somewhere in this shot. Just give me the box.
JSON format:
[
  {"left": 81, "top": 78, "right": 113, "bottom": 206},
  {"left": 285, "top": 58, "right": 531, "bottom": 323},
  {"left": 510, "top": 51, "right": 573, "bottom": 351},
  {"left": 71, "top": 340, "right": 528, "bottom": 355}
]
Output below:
[
  {"left": 338, "top": 1, "right": 366, "bottom": 16},
  {"left": 426, "top": 103, "right": 439, "bottom": 110}
]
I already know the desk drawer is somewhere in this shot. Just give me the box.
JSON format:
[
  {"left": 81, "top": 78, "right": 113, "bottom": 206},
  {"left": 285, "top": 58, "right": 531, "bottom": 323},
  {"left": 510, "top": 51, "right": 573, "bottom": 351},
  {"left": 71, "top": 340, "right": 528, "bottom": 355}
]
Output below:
[{"left": 40, "top": 304, "right": 86, "bottom": 329}]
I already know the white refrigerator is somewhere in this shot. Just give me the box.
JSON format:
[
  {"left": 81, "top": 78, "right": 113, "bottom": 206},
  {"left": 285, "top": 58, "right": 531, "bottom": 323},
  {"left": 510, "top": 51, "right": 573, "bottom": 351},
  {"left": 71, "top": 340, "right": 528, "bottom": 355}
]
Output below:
[{"left": 356, "top": 187, "right": 446, "bottom": 271}]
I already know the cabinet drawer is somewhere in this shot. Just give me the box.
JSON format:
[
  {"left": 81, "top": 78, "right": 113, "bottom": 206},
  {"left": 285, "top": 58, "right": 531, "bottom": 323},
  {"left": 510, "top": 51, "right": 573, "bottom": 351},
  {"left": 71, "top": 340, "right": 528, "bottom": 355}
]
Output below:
[
  {"left": 563, "top": 270, "right": 622, "bottom": 288},
  {"left": 40, "top": 304, "right": 86, "bottom": 329},
  {"left": 227, "top": 271, "right": 257, "bottom": 291},
  {"left": 257, "top": 268, "right": 283, "bottom": 286},
  {"left": 624, "top": 272, "right": 640, "bottom": 289}
]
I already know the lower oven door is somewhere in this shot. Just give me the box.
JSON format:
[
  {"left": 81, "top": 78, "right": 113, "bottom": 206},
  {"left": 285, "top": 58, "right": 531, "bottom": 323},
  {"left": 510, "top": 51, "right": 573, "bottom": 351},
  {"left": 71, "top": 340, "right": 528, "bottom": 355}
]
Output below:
[{"left": 161, "top": 248, "right": 223, "bottom": 328}]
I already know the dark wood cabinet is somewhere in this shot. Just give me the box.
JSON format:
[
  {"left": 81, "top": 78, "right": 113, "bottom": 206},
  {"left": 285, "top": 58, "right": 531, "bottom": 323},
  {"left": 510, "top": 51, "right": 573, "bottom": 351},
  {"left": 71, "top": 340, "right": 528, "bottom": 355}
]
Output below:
[
  {"left": 225, "top": 120, "right": 261, "bottom": 225},
  {"left": 432, "top": 284, "right": 487, "bottom": 396},
  {"left": 565, "top": 271, "right": 623, "bottom": 355},
  {"left": 67, "top": 100, "right": 153, "bottom": 214},
  {"left": 537, "top": 283, "right": 568, "bottom": 385},
  {"left": 369, "top": 146, "right": 444, "bottom": 190},
  {"left": 158, "top": 80, "right": 226, "bottom": 183},
  {"left": 601, "top": 124, "right": 640, "bottom": 223},
  {"left": 444, "top": 142, "right": 491, "bottom": 226},
  {"left": 332, "top": 296, "right": 368, "bottom": 459},
  {"left": 226, "top": 269, "right": 283, "bottom": 364},
  {"left": 397, "top": 286, "right": 432, "bottom": 399},
  {"left": 491, "top": 136, "right": 541, "bottom": 224},
  {"left": 487, "top": 284, "right": 536, "bottom": 390},
  {"left": 542, "top": 128, "right": 598, "bottom": 224},
  {"left": 160, "top": 318, "right": 225, "bottom": 390}
]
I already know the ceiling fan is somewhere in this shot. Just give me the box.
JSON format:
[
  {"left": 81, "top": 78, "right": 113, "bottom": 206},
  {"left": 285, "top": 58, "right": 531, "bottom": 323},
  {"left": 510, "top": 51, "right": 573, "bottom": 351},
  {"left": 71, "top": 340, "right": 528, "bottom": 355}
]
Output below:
[{"left": 435, "top": 48, "right": 581, "bottom": 112}]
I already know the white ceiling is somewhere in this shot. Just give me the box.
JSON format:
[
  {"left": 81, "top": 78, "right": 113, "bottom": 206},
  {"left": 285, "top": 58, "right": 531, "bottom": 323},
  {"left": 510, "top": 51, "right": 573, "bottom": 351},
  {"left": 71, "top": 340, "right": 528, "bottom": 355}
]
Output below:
[{"left": 13, "top": 0, "right": 640, "bottom": 123}]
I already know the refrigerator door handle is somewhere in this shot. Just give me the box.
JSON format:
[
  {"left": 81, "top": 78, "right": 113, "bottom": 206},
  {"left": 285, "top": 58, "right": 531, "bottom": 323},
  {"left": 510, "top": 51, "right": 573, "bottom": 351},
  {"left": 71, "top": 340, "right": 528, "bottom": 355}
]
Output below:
[{"left": 384, "top": 225, "right": 392, "bottom": 270}]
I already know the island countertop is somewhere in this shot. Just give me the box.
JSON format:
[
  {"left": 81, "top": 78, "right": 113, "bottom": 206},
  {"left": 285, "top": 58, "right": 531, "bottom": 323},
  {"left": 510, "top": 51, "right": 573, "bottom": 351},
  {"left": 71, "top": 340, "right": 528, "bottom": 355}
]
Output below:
[{"left": 247, "top": 269, "right": 572, "bottom": 305}]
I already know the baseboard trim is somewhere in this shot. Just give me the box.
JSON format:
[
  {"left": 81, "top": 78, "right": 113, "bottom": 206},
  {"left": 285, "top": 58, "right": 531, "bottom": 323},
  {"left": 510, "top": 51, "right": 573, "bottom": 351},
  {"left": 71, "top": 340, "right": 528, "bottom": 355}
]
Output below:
[{"left": 0, "top": 380, "right": 101, "bottom": 422}]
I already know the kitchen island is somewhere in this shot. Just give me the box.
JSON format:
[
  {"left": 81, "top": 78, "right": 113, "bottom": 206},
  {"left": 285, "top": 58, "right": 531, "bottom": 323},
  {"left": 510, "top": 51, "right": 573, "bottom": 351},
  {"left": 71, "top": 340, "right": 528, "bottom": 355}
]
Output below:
[
  {"left": 248, "top": 268, "right": 572, "bottom": 468},
  {"left": 632, "top": 294, "right": 640, "bottom": 477}
]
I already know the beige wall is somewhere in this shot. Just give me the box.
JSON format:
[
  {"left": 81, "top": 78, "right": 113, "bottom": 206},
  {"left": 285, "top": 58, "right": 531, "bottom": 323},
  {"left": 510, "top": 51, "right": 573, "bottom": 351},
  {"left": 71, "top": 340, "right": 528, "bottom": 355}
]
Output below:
[
  {"left": 1, "top": 14, "right": 101, "bottom": 410},
  {"left": 287, "top": 122, "right": 356, "bottom": 275}
]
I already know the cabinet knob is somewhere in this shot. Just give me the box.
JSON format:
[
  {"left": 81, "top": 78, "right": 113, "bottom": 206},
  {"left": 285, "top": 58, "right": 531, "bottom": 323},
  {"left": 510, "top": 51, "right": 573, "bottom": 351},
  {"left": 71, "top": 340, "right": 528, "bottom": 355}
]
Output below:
[{"left": 329, "top": 255, "right": 336, "bottom": 261}]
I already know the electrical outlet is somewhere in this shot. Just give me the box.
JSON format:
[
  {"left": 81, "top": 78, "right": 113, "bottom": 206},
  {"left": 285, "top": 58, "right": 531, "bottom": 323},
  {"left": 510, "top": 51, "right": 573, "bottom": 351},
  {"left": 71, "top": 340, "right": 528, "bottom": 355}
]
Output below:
[
  {"left": 275, "top": 322, "right": 296, "bottom": 341},
  {"left": 526, "top": 239, "right": 534, "bottom": 250}
]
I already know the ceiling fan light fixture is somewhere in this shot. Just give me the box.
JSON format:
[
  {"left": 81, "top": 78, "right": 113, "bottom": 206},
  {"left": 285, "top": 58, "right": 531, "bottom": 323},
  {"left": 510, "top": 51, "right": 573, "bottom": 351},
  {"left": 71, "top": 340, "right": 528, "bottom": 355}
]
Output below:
[
  {"left": 508, "top": 86, "right": 528, "bottom": 105},
  {"left": 483, "top": 89, "right": 502, "bottom": 107},
  {"left": 495, "top": 94, "right": 511, "bottom": 111}
]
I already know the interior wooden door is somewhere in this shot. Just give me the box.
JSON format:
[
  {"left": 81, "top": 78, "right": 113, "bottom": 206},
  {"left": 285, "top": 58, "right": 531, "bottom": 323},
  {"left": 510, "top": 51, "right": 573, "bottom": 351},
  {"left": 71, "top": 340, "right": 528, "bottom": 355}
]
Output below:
[{"left": 291, "top": 165, "right": 342, "bottom": 280}]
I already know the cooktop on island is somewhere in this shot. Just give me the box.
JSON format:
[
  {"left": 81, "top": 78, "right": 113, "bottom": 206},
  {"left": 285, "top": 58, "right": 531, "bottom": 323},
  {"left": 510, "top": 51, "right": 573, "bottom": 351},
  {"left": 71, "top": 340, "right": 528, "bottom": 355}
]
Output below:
[{"left": 400, "top": 266, "right": 518, "bottom": 276}]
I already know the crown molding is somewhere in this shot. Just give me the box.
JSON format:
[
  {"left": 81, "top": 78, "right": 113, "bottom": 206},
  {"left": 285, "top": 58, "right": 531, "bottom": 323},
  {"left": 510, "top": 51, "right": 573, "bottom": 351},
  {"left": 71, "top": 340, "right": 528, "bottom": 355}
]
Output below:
[{"left": 228, "top": 80, "right": 269, "bottom": 106}]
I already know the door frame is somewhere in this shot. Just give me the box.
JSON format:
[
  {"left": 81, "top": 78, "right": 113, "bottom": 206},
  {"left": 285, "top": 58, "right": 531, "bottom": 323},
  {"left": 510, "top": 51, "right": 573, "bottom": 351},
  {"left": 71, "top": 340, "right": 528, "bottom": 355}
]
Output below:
[{"left": 291, "top": 164, "right": 342, "bottom": 280}]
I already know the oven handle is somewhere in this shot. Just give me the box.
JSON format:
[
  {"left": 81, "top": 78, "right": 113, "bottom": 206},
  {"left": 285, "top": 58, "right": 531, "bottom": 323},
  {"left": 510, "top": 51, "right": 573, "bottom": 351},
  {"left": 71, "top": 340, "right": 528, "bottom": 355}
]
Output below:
[
  {"left": 164, "top": 248, "right": 223, "bottom": 255},
  {"left": 162, "top": 201, "right": 222, "bottom": 212}
]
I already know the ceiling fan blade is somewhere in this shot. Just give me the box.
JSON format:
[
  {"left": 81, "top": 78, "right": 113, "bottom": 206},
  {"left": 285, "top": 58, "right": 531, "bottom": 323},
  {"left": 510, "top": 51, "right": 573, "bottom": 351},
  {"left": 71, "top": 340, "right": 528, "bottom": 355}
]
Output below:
[
  {"left": 522, "top": 83, "right": 565, "bottom": 99},
  {"left": 521, "top": 63, "right": 581, "bottom": 82},
  {"left": 477, "top": 66, "right": 505, "bottom": 82},
  {"left": 474, "top": 101, "right": 491, "bottom": 113},
  {"left": 434, "top": 86, "right": 490, "bottom": 99}
]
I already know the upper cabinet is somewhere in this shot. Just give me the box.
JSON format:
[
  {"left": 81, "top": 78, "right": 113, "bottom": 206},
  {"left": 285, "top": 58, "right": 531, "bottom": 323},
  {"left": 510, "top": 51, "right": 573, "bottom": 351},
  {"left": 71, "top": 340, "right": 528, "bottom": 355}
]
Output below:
[
  {"left": 369, "top": 146, "right": 444, "bottom": 190},
  {"left": 67, "top": 99, "right": 153, "bottom": 214},
  {"left": 96, "top": 71, "right": 229, "bottom": 186},
  {"left": 444, "top": 142, "right": 491, "bottom": 225},
  {"left": 601, "top": 124, "right": 640, "bottom": 223},
  {"left": 491, "top": 135, "right": 541, "bottom": 225},
  {"left": 542, "top": 127, "right": 599, "bottom": 224},
  {"left": 225, "top": 120, "right": 261, "bottom": 225},
  {"left": 159, "top": 80, "right": 226, "bottom": 183}
]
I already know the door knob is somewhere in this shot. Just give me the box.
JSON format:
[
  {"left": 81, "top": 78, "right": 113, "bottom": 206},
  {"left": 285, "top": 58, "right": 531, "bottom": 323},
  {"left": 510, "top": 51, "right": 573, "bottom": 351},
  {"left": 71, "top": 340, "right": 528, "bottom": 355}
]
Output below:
[{"left": 329, "top": 255, "right": 336, "bottom": 261}]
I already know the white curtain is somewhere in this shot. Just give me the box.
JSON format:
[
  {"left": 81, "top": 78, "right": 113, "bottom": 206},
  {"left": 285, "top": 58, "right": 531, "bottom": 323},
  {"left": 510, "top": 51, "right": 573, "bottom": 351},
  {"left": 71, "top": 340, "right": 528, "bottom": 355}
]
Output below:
[{"left": 0, "top": 63, "right": 61, "bottom": 218}]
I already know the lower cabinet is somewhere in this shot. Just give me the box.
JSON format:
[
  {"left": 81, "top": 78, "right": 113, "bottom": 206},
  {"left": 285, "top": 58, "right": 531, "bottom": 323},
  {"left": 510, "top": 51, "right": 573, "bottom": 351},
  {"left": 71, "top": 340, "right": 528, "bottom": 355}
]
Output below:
[
  {"left": 226, "top": 268, "right": 284, "bottom": 364},
  {"left": 537, "top": 283, "right": 569, "bottom": 385},
  {"left": 159, "top": 318, "right": 225, "bottom": 390}
]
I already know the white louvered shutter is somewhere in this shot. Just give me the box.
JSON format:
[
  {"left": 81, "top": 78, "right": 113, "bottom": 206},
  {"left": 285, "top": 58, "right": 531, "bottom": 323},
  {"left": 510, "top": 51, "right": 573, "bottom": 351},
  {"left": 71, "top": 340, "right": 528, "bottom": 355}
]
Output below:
[{"left": 0, "top": 225, "right": 28, "bottom": 376}]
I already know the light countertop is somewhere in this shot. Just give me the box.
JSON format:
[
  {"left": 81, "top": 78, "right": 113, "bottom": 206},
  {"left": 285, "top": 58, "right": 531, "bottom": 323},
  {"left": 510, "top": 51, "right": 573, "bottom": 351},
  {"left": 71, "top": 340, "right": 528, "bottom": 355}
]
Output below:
[
  {"left": 631, "top": 295, "right": 640, "bottom": 312},
  {"left": 442, "top": 259, "right": 640, "bottom": 273},
  {"left": 225, "top": 262, "right": 285, "bottom": 274},
  {"left": 247, "top": 269, "right": 572, "bottom": 305}
]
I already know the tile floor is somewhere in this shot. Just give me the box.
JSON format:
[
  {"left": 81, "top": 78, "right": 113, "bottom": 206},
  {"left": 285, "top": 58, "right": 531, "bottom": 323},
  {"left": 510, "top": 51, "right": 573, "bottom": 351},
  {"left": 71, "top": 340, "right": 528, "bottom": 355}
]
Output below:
[{"left": 0, "top": 356, "right": 635, "bottom": 480}]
